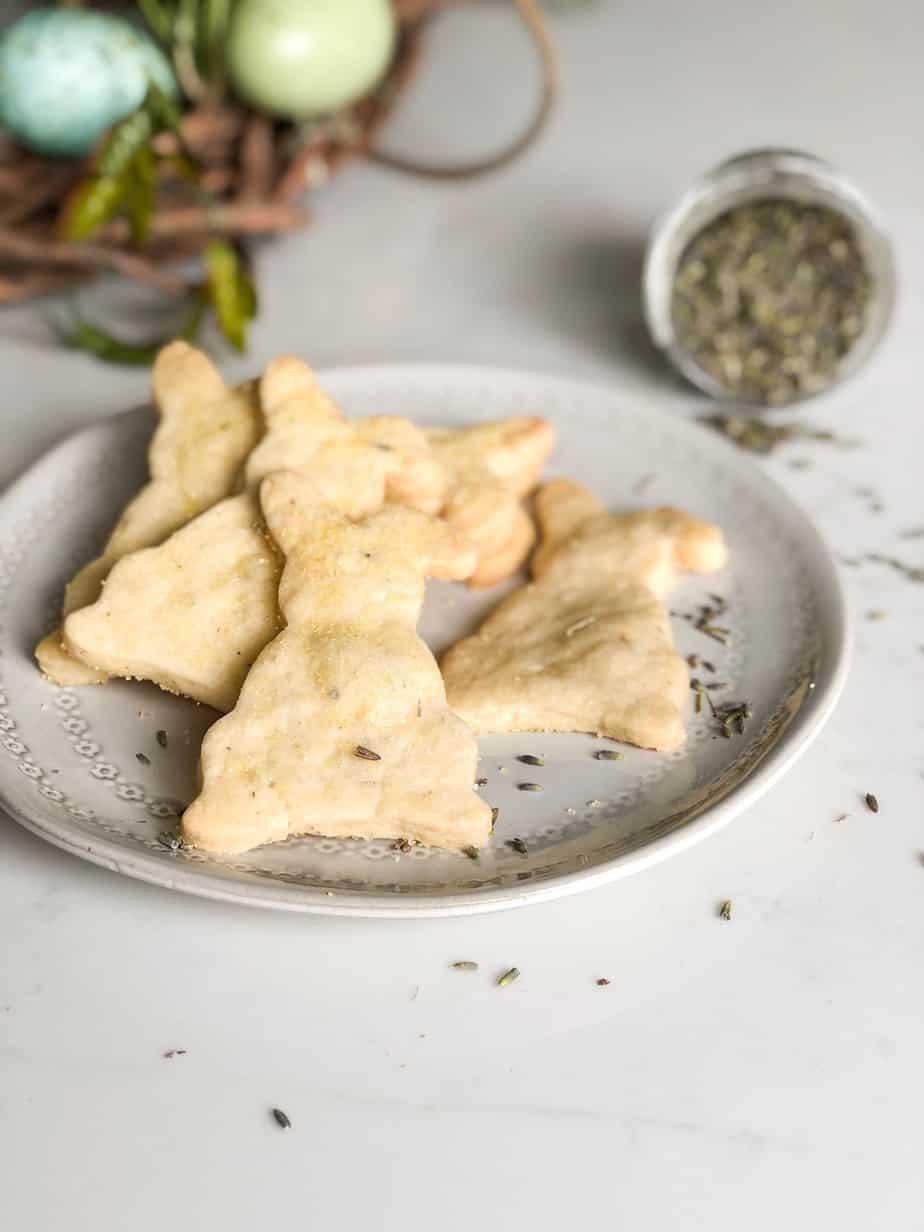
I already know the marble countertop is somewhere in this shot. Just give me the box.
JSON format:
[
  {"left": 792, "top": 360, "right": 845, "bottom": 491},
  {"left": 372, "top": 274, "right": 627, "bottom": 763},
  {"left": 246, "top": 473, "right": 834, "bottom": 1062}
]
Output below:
[{"left": 1, "top": 2, "right": 921, "bottom": 1227}]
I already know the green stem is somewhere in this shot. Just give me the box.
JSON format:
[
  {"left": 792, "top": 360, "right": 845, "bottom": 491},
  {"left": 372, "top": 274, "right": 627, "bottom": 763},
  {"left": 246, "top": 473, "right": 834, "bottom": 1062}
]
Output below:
[
  {"left": 172, "top": 2, "right": 210, "bottom": 100},
  {"left": 202, "top": 0, "right": 232, "bottom": 87},
  {"left": 57, "top": 289, "right": 208, "bottom": 366},
  {"left": 136, "top": 0, "right": 175, "bottom": 45}
]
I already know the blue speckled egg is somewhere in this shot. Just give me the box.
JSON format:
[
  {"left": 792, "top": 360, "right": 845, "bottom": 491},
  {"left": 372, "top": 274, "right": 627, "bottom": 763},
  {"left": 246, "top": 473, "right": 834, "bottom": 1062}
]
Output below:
[{"left": 0, "top": 8, "right": 175, "bottom": 158}]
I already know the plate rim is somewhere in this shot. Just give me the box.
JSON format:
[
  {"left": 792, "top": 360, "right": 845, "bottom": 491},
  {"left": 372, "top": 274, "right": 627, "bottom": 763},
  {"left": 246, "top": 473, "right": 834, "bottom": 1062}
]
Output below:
[{"left": 0, "top": 362, "right": 850, "bottom": 917}]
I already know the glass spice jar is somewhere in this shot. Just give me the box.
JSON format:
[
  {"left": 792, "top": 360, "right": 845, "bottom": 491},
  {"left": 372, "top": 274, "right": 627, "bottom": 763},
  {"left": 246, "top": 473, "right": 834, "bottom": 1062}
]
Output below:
[{"left": 642, "top": 149, "right": 896, "bottom": 406}]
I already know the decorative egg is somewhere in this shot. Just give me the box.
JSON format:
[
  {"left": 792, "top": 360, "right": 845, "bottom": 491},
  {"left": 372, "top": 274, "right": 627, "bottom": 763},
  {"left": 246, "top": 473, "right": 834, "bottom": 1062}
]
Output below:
[
  {"left": 226, "top": 0, "right": 396, "bottom": 120},
  {"left": 0, "top": 9, "right": 175, "bottom": 158}
]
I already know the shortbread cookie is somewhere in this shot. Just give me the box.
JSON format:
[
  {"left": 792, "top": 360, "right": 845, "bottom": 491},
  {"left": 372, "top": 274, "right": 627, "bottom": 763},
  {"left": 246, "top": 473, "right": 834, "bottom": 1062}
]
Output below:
[
  {"left": 426, "top": 417, "right": 555, "bottom": 587},
  {"left": 36, "top": 342, "right": 260, "bottom": 685},
  {"left": 469, "top": 505, "right": 536, "bottom": 590},
  {"left": 426, "top": 418, "right": 555, "bottom": 501},
  {"left": 182, "top": 471, "right": 490, "bottom": 854},
  {"left": 532, "top": 480, "right": 727, "bottom": 593},
  {"left": 243, "top": 358, "right": 447, "bottom": 516},
  {"left": 441, "top": 480, "right": 727, "bottom": 751},
  {"left": 64, "top": 358, "right": 461, "bottom": 708},
  {"left": 64, "top": 491, "right": 281, "bottom": 712},
  {"left": 355, "top": 418, "right": 447, "bottom": 516}
]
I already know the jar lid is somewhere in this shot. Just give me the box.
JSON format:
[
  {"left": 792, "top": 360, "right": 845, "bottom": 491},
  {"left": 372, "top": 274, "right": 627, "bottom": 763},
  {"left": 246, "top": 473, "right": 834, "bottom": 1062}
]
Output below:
[{"left": 642, "top": 149, "right": 897, "bottom": 406}]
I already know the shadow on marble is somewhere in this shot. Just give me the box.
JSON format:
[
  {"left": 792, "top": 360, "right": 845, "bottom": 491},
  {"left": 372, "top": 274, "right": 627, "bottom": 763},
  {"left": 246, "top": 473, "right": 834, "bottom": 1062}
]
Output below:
[{"left": 521, "top": 226, "right": 688, "bottom": 392}]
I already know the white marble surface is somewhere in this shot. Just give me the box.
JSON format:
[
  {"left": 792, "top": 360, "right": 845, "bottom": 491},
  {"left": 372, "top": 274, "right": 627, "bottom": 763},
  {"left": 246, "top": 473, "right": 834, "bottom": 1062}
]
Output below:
[{"left": 1, "top": 2, "right": 922, "bottom": 1227}]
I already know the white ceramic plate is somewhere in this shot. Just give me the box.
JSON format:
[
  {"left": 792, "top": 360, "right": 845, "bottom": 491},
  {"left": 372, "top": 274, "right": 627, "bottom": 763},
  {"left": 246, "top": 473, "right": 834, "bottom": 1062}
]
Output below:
[{"left": 0, "top": 365, "right": 848, "bottom": 916}]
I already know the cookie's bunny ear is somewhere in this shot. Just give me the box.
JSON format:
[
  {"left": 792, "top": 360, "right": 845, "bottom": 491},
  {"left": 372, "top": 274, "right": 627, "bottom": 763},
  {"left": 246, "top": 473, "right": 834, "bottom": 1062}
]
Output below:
[
  {"left": 259, "top": 470, "right": 331, "bottom": 557},
  {"left": 260, "top": 356, "right": 342, "bottom": 423},
  {"left": 481, "top": 418, "right": 557, "bottom": 494},
  {"left": 354, "top": 417, "right": 448, "bottom": 516},
  {"left": 469, "top": 507, "right": 535, "bottom": 590},
  {"left": 424, "top": 519, "right": 478, "bottom": 582},
  {"left": 260, "top": 355, "right": 317, "bottom": 413},
  {"left": 246, "top": 359, "right": 344, "bottom": 490},
  {"left": 534, "top": 479, "right": 602, "bottom": 549},
  {"left": 152, "top": 342, "right": 227, "bottom": 417},
  {"left": 348, "top": 505, "right": 477, "bottom": 582},
  {"left": 257, "top": 357, "right": 344, "bottom": 438},
  {"left": 652, "top": 508, "right": 729, "bottom": 574}
]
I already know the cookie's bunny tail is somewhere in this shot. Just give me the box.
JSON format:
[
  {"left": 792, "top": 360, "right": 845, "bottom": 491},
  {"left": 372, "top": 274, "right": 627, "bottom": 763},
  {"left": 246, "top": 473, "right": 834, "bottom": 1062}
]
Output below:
[{"left": 152, "top": 340, "right": 227, "bottom": 413}]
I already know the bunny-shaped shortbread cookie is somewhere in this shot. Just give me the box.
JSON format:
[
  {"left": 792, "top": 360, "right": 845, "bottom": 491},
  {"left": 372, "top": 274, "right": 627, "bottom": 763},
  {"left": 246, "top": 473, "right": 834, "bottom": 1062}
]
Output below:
[
  {"left": 37, "top": 342, "right": 261, "bottom": 685},
  {"left": 183, "top": 472, "right": 490, "bottom": 854},
  {"left": 441, "top": 480, "right": 727, "bottom": 752}
]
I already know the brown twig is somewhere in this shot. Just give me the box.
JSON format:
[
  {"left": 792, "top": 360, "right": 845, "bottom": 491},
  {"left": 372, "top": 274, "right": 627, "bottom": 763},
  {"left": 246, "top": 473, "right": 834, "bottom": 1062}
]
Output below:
[
  {"left": 392, "top": 0, "right": 461, "bottom": 18},
  {"left": 370, "top": 0, "right": 558, "bottom": 180},
  {"left": 273, "top": 140, "right": 331, "bottom": 204},
  {"left": 153, "top": 105, "right": 246, "bottom": 158},
  {"left": 0, "top": 228, "right": 188, "bottom": 295},
  {"left": 0, "top": 267, "right": 93, "bottom": 304},
  {"left": 0, "top": 159, "right": 55, "bottom": 195},
  {"left": 274, "top": 25, "right": 423, "bottom": 202},
  {"left": 238, "top": 115, "right": 277, "bottom": 203},
  {"left": 199, "top": 168, "right": 237, "bottom": 196},
  {"left": 0, "top": 137, "right": 25, "bottom": 166},
  {"left": 0, "top": 165, "right": 83, "bottom": 227},
  {"left": 145, "top": 235, "right": 214, "bottom": 264},
  {"left": 155, "top": 163, "right": 235, "bottom": 196},
  {"left": 99, "top": 201, "right": 308, "bottom": 244},
  {"left": 344, "top": 28, "right": 424, "bottom": 159}
]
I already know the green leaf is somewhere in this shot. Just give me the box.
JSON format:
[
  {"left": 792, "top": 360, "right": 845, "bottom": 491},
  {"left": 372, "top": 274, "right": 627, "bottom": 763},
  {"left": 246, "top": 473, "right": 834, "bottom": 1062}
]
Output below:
[
  {"left": 237, "top": 268, "right": 258, "bottom": 320},
  {"left": 97, "top": 107, "right": 155, "bottom": 181},
  {"left": 58, "top": 176, "right": 127, "bottom": 241},
  {"left": 204, "top": 239, "right": 257, "bottom": 353},
  {"left": 201, "top": 0, "right": 233, "bottom": 85},
  {"left": 67, "top": 320, "right": 166, "bottom": 366},
  {"left": 58, "top": 81, "right": 192, "bottom": 246},
  {"left": 124, "top": 148, "right": 157, "bottom": 246},
  {"left": 59, "top": 89, "right": 161, "bottom": 242},
  {"left": 146, "top": 79, "right": 201, "bottom": 175},
  {"left": 136, "top": 0, "right": 174, "bottom": 45},
  {"left": 145, "top": 78, "right": 184, "bottom": 138}
]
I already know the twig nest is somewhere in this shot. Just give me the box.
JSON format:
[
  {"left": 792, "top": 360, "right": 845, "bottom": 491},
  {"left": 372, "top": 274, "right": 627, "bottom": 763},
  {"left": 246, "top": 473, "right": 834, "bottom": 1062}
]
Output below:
[
  {"left": 226, "top": 0, "right": 397, "bottom": 120},
  {"left": 0, "top": 8, "right": 175, "bottom": 157}
]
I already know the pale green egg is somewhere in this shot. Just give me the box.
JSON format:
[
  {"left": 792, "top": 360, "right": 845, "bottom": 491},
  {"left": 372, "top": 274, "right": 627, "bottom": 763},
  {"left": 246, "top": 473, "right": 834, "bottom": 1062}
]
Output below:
[
  {"left": 226, "top": 0, "right": 396, "bottom": 119},
  {"left": 0, "top": 8, "right": 175, "bottom": 158}
]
